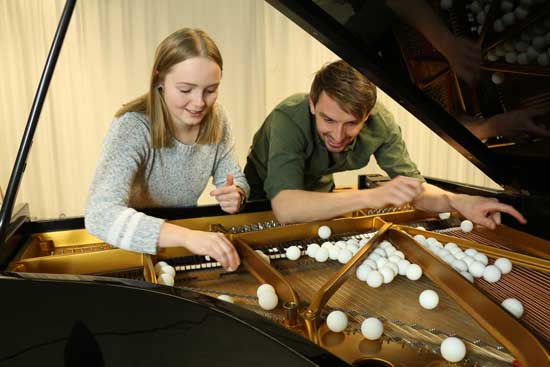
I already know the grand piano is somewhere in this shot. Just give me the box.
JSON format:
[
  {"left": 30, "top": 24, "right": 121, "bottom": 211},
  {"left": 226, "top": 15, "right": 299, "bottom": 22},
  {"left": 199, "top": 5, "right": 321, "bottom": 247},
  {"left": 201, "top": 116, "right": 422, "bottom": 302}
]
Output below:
[{"left": 1, "top": 1, "right": 549, "bottom": 366}]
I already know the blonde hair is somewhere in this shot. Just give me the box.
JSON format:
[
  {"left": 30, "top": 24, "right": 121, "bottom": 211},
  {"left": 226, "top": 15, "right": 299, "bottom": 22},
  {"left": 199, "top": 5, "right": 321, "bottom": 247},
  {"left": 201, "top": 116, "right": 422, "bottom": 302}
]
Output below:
[
  {"left": 116, "top": 28, "right": 223, "bottom": 148},
  {"left": 310, "top": 60, "right": 376, "bottom": 121}
]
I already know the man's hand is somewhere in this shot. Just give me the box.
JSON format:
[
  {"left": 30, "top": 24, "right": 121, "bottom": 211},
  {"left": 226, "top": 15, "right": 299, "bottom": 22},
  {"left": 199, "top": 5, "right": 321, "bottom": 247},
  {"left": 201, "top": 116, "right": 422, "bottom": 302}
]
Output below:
[
  {"left": 450, "top": 194, "right": 527, "bottom": 229},
  {"left": 364, "top": 176, "right": 424, "bottom": 208},
  {"left": 439, "top": 35, "right": 481, "bottom": 86},
  {"left": 210, "top": 174, "right": 244, "bottom": 214},
  {"left": 485, "top": 109, "right": 550, "bottom": 141}
]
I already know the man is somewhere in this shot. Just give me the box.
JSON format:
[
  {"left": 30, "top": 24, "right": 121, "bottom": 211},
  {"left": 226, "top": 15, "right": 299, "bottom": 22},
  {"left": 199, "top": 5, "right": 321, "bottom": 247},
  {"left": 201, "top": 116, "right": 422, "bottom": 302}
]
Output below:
[{"left": 244, "top": 60, "right": 526, "bottom": 229}]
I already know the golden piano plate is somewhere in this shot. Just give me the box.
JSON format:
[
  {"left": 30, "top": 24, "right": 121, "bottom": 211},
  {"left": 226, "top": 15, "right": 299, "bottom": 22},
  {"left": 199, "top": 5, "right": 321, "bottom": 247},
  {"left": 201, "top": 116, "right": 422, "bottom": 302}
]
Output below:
[{"left": 8, "top": 208, "right": 550, "bottom": 367}]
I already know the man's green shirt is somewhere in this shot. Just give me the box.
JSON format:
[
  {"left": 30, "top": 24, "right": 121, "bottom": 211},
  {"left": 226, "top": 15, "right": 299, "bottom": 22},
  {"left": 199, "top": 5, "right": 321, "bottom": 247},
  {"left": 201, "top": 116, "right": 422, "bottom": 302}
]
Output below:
[{"left": 244, "top": 93, "right": 424, "bottom": 200}]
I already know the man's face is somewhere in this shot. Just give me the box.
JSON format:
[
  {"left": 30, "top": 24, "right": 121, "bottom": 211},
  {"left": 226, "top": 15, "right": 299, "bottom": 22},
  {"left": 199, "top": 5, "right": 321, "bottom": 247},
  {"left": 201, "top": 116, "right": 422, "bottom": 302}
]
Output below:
[{"left": 309, "top": 91, "right": 366, "bottom": 153}]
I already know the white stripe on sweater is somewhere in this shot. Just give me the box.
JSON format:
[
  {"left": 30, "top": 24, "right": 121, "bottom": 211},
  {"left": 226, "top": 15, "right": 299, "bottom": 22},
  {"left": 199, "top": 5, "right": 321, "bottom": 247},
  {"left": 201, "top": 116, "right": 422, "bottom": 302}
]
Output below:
[
  {"left": 120, "top": 212, "right": 145, "bottom": 250},
  {"left": 107, "top": 208, "right": 134, "bottom": 245}
]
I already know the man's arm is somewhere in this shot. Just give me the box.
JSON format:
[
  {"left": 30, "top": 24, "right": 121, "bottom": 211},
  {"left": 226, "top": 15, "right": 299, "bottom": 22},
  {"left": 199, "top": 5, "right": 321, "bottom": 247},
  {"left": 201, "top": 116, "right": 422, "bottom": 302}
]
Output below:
[
  {"left": 272, "top": 176, "right": 424, "bottom": 224},
  {"left": 272, "top": 190, "right": 366, "bottom": 224},
  {"left": 462, "top": 109, "right": 550, "bottom": 141},
  {"left": 413, "top": 183, "right": 527, "bottom": 229},
  {"left": 386, "top": 0, "right": 481, "bottom": 85},
  {"left": 272, "top": 179, "right": 527, "bottom": 229},
  {"left": 412, "top": 183, "right": 455, "bottom": 213}
]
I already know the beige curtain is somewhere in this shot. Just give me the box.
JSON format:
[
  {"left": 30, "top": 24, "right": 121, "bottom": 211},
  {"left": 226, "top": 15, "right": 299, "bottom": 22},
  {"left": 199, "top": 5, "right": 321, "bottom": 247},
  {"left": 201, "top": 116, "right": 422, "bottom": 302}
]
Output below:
[{"left": 0, "top": 0, "right": 498, "bottom": 220}]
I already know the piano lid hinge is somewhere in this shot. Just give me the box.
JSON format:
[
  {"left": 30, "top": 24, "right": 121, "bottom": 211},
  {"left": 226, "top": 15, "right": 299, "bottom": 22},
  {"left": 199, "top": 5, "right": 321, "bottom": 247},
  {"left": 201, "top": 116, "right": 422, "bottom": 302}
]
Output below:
[
  {"left": 209, "top": 223, "right": 229, "bottom": 233},
  {"left": 501, "top": 184, "right": 528, "bottom": 197}
]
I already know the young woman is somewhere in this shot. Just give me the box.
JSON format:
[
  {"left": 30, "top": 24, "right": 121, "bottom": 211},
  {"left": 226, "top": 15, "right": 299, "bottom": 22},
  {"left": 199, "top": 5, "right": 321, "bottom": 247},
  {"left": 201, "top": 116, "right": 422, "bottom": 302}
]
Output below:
[{"left": 86, "top": 28, "right": 248, "bottom": 271}]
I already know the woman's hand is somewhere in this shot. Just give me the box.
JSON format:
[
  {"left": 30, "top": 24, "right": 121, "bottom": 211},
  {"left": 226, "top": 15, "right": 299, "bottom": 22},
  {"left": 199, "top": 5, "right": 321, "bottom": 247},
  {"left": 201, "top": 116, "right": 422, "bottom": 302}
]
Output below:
[
  {"left": 182, "top": 229, "right": 240, "bottom": 271},
  {"left": 159, "top": 223, "right": 240, "bottom": 271},
  {"left": 210, "top": 174, "right": 245, "bottom": 214}
]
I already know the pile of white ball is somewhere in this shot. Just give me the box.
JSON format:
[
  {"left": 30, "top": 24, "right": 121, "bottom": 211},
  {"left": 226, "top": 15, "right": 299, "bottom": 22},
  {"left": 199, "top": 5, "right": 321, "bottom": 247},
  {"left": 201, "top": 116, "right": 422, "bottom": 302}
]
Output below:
[
  {"left": 282, "top": 225, "right": 368, "bottom": 263},
  {"left": 298, "top": 225, "right": 377, "bottom": 266},
  {"left": 256, "top": 284, "right": 279, "bottom": 310},
  {"left": 414, "top": 235, "right": 513, "bottom": 283},
  {"left": 154, "top": 261, "right": 176, "bottom": 286},
  {"left": 306, "top": 237, "right": 368, "bottom": 264},
  {"left": 355, "top": 240, "right": 423, "bottom": 288},
  {"left": 413, "top": 234, "right": 525, "bottom": 319},
  {"left": 262, "top": 225, "right": 385, "bottom": 271},
  {"left": 295, "top": 225, "right": 422, "bottom": 288},
  {"left": 487, "top": 12, "right": 550, "bottom": 70},
  {"left": 492, "top": 1, "right": 549, "bottom": 35},
  {"left": 440, "top": 1, "right": 550, "bottom": 78}
]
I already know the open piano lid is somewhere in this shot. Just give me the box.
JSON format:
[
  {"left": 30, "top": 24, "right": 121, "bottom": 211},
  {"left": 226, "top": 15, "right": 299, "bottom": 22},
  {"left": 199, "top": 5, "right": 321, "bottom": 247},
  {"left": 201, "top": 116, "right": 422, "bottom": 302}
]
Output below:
[{"left": 266, "top": 0, "right": 550, "bottom": 195}]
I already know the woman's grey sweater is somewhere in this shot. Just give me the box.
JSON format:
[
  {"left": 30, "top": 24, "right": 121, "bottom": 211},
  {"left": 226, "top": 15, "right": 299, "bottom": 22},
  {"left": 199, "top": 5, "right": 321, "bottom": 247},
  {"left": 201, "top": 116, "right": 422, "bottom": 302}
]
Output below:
[{"left": 85, "top": 104, "right": 249, "bottom": 254}]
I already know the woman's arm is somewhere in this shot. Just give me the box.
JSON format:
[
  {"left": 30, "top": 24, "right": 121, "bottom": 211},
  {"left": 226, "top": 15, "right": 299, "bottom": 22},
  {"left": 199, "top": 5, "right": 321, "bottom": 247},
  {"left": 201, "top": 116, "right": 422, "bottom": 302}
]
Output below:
[
  {"left": 85, "top": 113, "right": 240, "bottom": 270},
  {"left": 85, "top": 114, "right": 163, "bottom": 254}
]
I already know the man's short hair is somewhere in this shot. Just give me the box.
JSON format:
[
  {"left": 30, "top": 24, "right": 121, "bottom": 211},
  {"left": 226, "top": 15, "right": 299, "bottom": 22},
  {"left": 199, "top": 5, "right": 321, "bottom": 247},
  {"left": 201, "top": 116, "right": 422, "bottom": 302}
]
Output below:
[{"left": 310, "top": 60, "right": 377, "bottom": 120}]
